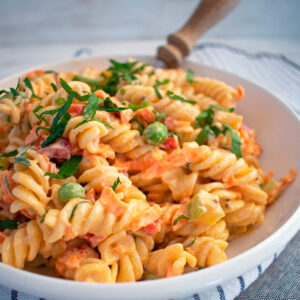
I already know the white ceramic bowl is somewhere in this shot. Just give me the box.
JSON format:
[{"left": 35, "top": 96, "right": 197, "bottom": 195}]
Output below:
[{"left": 0, "top": 56, "right": 299, "bottom": 300}]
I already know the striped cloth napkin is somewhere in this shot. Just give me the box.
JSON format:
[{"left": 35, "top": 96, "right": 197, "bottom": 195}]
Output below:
[{"left": 0, "top": 42, "right": 299, "bottom": 300}]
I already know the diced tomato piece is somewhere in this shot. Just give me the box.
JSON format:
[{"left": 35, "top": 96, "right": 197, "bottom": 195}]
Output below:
[
  {"left": 22, "top": 69, "right": 45, "bottom": 80},
  {"left": 94, "top": 90, "right": 107, "bottom": 99},
  {"left": 136, "top": 107, "right": 155, "bottom": 123},
  {"left": 25, "top": 125, "right": 39, "bottom": 145},
  {"left": 0, "top": 232, "right": 6, "bottom": 243},
  {"left": 161, "top": 136, "right": 179, "bottom": 150},
  {"left": 236, "top": 85, "right": 244, "bottom": 101},
  {"left": 81, "top": 233, "right": 106, "bottom": 247},
  {"left": 142, "top": 219, "right": 161, "bottom": 236},
  {"left": 68, "top": 104, "right": 86, "bottom": 115}
]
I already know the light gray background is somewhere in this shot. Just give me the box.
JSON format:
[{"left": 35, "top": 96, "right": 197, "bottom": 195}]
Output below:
[{"left": 0, "top": 0, "right": 300, "bottom": 45}]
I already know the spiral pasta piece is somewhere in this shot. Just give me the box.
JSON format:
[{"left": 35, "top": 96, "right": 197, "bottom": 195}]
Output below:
[
  {"left": 10, "top": 150, "right": 50, "bottom": 216},
  {"left": 39, "top": 188, "right": 161, "bottom": 244},
  {"left": 1, "top": 220, "right": 43, "bottom": 268},
  {"left": 183, "top": 236, "right": 228, "bottom": 268},
  {"left": 145, "top": 243, "right": 197, "bottom": 278}
]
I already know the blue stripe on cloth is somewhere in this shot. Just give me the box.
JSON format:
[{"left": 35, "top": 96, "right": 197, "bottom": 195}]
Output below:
[
  {"left": 258, "top": 264, "right": 263, "bottom": 276},
  {"left": 192, "top": 293, "right": 200, "bottom": 300},
  {"left": 217, "top": 285, "right": 226, "bottom": 300},
  {"left": 11, "top": 290, "right": 18, "bottom": 300},
  {"left": 238, "top": 276, "right": 246, "bottom": 292}
]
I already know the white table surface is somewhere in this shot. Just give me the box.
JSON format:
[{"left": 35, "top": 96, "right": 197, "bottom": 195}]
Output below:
[{"left": 1, "top": 38, "right": 299, "bottom": 79}]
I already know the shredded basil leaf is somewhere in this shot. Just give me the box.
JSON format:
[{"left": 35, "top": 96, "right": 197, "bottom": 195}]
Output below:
[
  {"left": 97, "top": 97, "right": 126, "bottom": 112},
  {"left": 14, "top": 143, "right": 33, "bottom": 166},
  {"left": 73, "top": 75, "right": 101, "bottom": 91},
  {"left": 0, "top": 150, "right": 18, "bottom": 158},
  {"left": 24, "top": 77, "right": 41, "bottom": 99},
  {"left": 45, "top": 155, "right": 82, "bottom": 179},
  {"left": 112, "top": 177, "right": 121, "bottom": 191},
  {"left": 60, "top": 78, "right": 89, "bottom": 101},
  {"left": 209, "top": 105, "right": 234, "bottom": 113},
  {"left": 154, "top": 86, "right": 162, "bottom": 99},
  {"left": 0, "top": 220, "right": 19, "bottom": 230},
  {"left": 69, "top": 201, "right": 91, "bottom": 222},
  {"left": 166, "top": 90, "right": 196, "bottom": 104},
  {"left": 187, "top": 69, "right": 195, "bottom": 83},
  {"left": 173, "top": 215, "right": 189, "bottom": 226},
  {"left": 51, "top": 83, "right": 57, "bottom": 92},
  {"left": 185, "top": 237, "right": 197, "bottom": 248},
  {"left": 125, "top": 102, "right": 150, "bottom": 111}
]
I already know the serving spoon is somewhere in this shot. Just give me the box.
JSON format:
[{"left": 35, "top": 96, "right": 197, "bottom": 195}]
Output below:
[{"left": 156, "top": 0, "right": 240, "bottom": 68}]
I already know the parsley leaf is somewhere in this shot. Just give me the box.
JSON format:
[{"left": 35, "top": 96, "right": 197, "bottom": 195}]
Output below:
[
  {"left": 173, "top": 215, "right": 189, "bottom": 226},
  {"left": 153, "top": 79, "right": 169, "bottom": 99},
  {"left": 154, "top": 110, "right": 166, "bottom": 122},
  {"left": 45, "top": 155, "right": 82, "bottom": 179},
  {"left": 196, "top": 124, "right": 215, "bottom": 145},
  {"left": 187, "top": 69, "right": 195, "bottom": 83},
  {"left": 166, "top": 90, "right": 196, "bottom": 104},
  {"left": 83, "top": 94, "right": 102, "bottom": 119},
  {"left": 0, "top": 220, "right": 19, "bottom": 230},
  {"left": 112, "top": 177, "right": 121, "bottom": 191},
  {"left": 223, "top": 124, "right": 242, "bottom": 158}
]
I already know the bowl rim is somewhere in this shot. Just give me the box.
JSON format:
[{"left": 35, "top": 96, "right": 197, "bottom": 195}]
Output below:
[{"left": 0, "top": 55, "right": 299, "bottom": 300}]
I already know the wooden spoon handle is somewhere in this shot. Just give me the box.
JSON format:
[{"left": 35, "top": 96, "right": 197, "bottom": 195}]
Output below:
[{"left": 157, "top": 0, "right": 240, "bottom": 67}]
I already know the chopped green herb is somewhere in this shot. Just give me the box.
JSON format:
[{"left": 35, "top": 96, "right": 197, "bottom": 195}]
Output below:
[
  {"left": 73, "top": 118, "right": 114, "bottom": 130},
  {"left": 196, "top": 124, "right": 215, "bottom": 145},
  {"left": 35, "top": 126, "right": 50, "bottom": 142},
  {"left": 97, "top": 97, "right": 126, "bottom": 112},
  {"left": 155, "top": 111, "right": 166, "bottom": 122},
  {"left": 209, "top": 105, "right": 234, "bottom": 113},
  {"left": 14, "top": 143, "right": 33, "bottom": 166},
  {"left": 125, "top": 102, "right": 150, "bottom": 111},
  {"left": 41, "top": 92, "right": 74, "bottom": 147},
  {"left": 55, "top": 98, "right": 66, "bottom": 105},
  {"left": 69, "top": 201, "right": 91, "bottom": 222},
  {"left": 185, "top": 237, "right": 197, "bottom": 248},
  {"left": 120, "top": 88, "right": 126, "bottom": 95},
  {"left": 0, "top": 220, "right": 19, "bottom": 230},
  {"left": 45, "top": 155, "right": 82, "bottom": 179},
  {"left": 148, "top": 70, "right": 155, "bottom": 77},
  {"left": 0, "top": 150, "right": 18, "bottom": 158},
  {"left": 73, "top": 75, "right": 101, "bottom": 91},
  {"left": 5, "top": 114, "right": 11, "bottom": 123},
  {"left": 112, "top": 177, "right": 121, "bottom": 191},
  {"left": 24, "top": 77, "right": 41, "bottom": 99},
  {"left": 223, "top": 124, "right": 242, "bottom": 158},
  {"left": 173, "top": 215, "right": 189, "bottom": 226},
  {"left": 183, "top": 162, "right": 191, "bottom": 170},
  {"left": 94, "top": 117, "right": 114, "bottom": 129},
  {"left": 51, "top": 83, "right": 57, "bottom": 92},
  {"left": 40, "top": 210, "right": 48, "bottom": 224},
  {"left": 4, "top": 176, "right": 12, "bottom": 194},
  {"left": 141, "top": 272, "right": 157, "bottom": 280},
  {"left": 33, "top": 105, "right": 48, "bottom": 124},
  {"left": 154, "top": 86, "right": 162, "bottom": 99},
  {"left": 60, "top": 78, "right": 89, "bottom": 101},
  {"left": 42, "top": 113, "right": 71, "bottom": 147},
  {"left": 155, "top": 79, "right": 170, "bottom": 86},
  {"left": 166, "top": 90, "right": 196, "bottom": 104},
  {"left": 82, "top": 94, "right": 102, "bottom": 120},
  {"left": 45, "top": 70, "right": 58, "bottom": 75},
  {"left": 187, "top": 69, "right": 195, "bottom": 83}
]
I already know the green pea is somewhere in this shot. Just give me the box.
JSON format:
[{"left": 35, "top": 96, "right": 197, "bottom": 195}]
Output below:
[
  {"left": 188, "top": 193, "right": 207, "bottom": 220},
  {"left": 58, "top": 182, "right": 85, "bottom": 204},
  {"left": 143, "top": 121, "right": 168, "bottom": 146}
]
